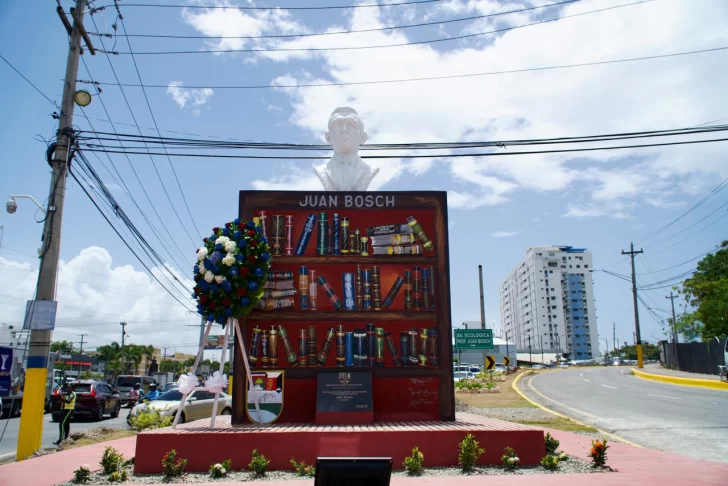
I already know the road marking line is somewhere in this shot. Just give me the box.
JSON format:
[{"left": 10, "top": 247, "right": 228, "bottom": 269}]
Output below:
[
  {"left": 601, "top": 384, "right": 618, "bottom": 390},
  {"left": 647, "top": 393, "right": 680, "bottom": 400},
  {"left": 580, "top": 373, "right": 584, "bottom": 377},
  {"left": 584, "top": 379, "right": 591, "bottom": 383}
]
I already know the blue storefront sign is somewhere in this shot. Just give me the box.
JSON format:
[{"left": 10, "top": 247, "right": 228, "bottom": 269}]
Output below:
[{"left": 0, "top": 346, "right": 13, "bottom": 397}]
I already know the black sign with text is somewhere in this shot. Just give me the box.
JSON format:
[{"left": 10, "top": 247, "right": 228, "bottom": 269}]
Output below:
[{"left": 316, "top": 371, "right": 373, "bottom": 413}]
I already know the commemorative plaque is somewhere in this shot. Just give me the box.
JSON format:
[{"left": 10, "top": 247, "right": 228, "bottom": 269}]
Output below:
[{"left": 315, "top": 371, "right": 373, "bottom": 424}]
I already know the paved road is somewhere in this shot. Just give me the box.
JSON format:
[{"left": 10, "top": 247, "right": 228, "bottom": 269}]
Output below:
[
  {"left": 519, "top": 367, "right": 728, "bottom": 463},
  {"left": 0, "top": 409, "right": 129, "bottom": 458}
]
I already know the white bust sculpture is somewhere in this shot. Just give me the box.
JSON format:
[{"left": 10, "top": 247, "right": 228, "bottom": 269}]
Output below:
[{"left": 314, "top": 107, "right": 379, "bottom": 191}]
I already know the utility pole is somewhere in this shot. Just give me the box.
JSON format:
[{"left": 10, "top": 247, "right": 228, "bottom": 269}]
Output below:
[
  {"left": 604, "top": 338, "right": 609, "bottom": 358},
  {"left": 78, "top": 333, "right": 87, "bottom": 376},
  {"left": 120, "top": 322, "right": 127, "bottom": 374},
  {"left": 478, "top": 265, "right": 486, "bottom": 329},
  {"left": 17, "top": 0, "right": 92, "bottom": 461},
  {"left": 622, "top": 242, "right": 644, "bottom": 368},
  {"left": 633, "top": 332, "right": 636, "bottom": 346},
  {"left": 505, "top": 330, "right": 509, "bottom": 375},
  {"left": 528, "top": 334, "right": 532, "bottom": 364},
  {"left": 539, "top": 334, "right": 544, "bottom": 364},
  {"left": 666, "top": 292, "right": 680, "bottom": 370},
  {"left": 613, "top": 323, "right": 616, "bottom": 354}
]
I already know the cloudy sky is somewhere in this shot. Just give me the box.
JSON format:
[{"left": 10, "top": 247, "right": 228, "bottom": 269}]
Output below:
[{"left": 0, "top": 0, "right": 726, "bottom": 357}]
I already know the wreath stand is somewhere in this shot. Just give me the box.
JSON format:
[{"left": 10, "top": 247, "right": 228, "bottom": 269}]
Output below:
[{"left": 172, "top": 317, "right": 261, "bottom": 429}]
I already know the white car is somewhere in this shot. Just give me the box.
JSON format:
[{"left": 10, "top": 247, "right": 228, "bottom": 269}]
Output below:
[
  {"left": 128, "top": 389, "right": 232, "bottom": 425},
  {"left": 453, "top": 371, "right": 474, "bottom": 382}
]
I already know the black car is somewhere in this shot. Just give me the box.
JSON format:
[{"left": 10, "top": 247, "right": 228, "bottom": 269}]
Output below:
[{"left": 51, "top": 381, "right": 121, "bottom": 422}]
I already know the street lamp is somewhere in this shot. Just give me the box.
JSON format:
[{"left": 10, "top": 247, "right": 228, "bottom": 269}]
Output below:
[{"left": 6, "top": 195, "right": 48, "bottom": 215}]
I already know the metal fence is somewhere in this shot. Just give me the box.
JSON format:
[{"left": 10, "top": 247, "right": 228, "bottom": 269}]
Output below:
[{"left": 660, "top": 337, "right": 727, "bottom": 375}]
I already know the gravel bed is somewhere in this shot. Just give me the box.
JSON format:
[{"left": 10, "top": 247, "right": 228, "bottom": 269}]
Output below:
[
  {"left": 58, "top": 458, "right": 609, "bottom": 485},
  {"left": 467, "top": 407, "right": 556, "bottom": 422}
]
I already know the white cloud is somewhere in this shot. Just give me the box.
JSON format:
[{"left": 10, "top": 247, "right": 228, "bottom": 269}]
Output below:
[
  {"left": 182, "top": 0, "right": 728, "bottom": 216},
  {"left": 0, "top": 249, "right": 201, "bottom": 351},
  {"left": 491, "top": 230, "right": 520, "bottom": 238},
  {"left": 266, "top": 104, "right": 283, "bottom": 112},
  {"left": 166, "top": 81, "right": 214, "bottom": 115}
]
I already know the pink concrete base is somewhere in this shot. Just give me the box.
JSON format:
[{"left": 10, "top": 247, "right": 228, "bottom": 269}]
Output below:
[{"left": 133, "top": 413, "right": 545, "bottom": 474}]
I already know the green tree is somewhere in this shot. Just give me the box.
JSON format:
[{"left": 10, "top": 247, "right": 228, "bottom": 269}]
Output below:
[
  {"left": 677, "top": 240, "right": 728, "bottom": 341},
  {"left": 210, "top": 360, "right": 221, "bottom": 372},
  {"left": 160, "top": 360, "right": 182, "bottom": 374},
  {"left": 183, "top": 357, "right": 195, "bottom": 371},
  {"left": 615, "top": 342, "right": 660, "bottom": 360},
  {"left": 51, "top": 340, "right": 77, "bottom": 354}
]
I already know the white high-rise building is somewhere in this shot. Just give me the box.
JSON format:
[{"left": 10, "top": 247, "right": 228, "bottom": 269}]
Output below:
[{"left": 499, "top": 246, "right": 598, "bottom": 360}]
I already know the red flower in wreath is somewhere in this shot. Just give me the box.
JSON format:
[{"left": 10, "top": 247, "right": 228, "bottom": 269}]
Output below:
[{"left": 237, "top": 288, "right": 247, "bottom": 297}]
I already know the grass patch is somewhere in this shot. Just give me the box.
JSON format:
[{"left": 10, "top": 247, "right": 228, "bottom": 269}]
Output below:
[
  {"left": 515, "top": 418, "right": 598, "bottom": 434},
  {"left": 64, "top": 429, "right": 137, "bottom": 449},
  {"left": 457, "top": 372, "right": 536, "bottom": 409}
]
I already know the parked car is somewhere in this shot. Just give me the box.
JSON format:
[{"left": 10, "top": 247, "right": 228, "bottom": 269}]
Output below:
[
  {"left": 162, "top": 383, "right": 178, "bottom": 392},
  {"left": 51, "top": 381, "right": 121, "bottom": 422},
  {"left": 127, "top": 389, "right": 232, "bottom": 426},
  {"left": 530, "top": 364, "right": 547, "bottom": 369}
]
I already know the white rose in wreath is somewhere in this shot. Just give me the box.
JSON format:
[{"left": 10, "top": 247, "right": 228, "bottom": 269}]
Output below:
[
  {"left": 222, "top": 253, "right": 236, "bottom": 266},
  {"left": 224, "top": 240, "right": 236, "bottom": 253},
  {"left": 215, "top": 236, "right": 230, "bottom": 246},
  {"left": 196, "top": 247, "right": 208, "bottom": 261},
  {"left": 204, "top": 271, "right": 215, "bottom": 283},
  {"left": 214, "top": 275, "right": 225, "bottom": 284}
]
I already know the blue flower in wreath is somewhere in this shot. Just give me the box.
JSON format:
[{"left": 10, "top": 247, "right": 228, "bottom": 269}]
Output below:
[
  {"left": 207, "top": 315, "right": 215, "bottom": 322},
  {"left": 238, "top": 239, "right": 247, "bottom": 248},
  {"left": 216, "top": 315, "right": 225, "bottom": 324},
  {"left": 248, "top": 281, "right": 258, "bottom": 291},
  {"left": 215, "top": 244, "right": 223, "bottom": 251},
  {"left": 260, "top": 252, "right": 270, "bottom": 262},
  {"left": 234, "top": 231, "right": 242, "bottom": 241},
  {"left": 246, "top": 221, "right": 256, "bottom": 229},
  {"left": 241, "top": 297, "right": 250, "bottom": 306},
  {"left": 224, "top": 308, "right": 233, "bottom": 317},
  {"left": 210, "top": 251, "right": 221, "bottom": 264},
  {"left": 260, "top": 237, "right": 268, "bottom": 245},
  {"left": 222, "top": 280, "right": 232, "bottom": 292},
  {"left": 229, "top": 267, "right": 238, "bottom": 277},
  {"left": 193, "top": 264, "right": 199, "bottom": 274},
  {"left": 211, "top": 283, "right": 219, "bottom": 293},
  {"left": 234, "top": 218, "right": 240, "bottom": 225},
  {"left": 200, "top": 281, "right": 209, "bottom": 291},
  {"left": 203, "top": 259, "right": 212, "bottom": 270},
  {"left": 235, "top": 253, "right": 244, "bottom": 262},
  {"left": 212, "top": 265, "right": 220, "bottom": 273},
  {"left": 224, "top": 228, "right": 232, "bottom": 237},
  {"left": 254, "top": 267, "right": 265, "bottom": 277}
]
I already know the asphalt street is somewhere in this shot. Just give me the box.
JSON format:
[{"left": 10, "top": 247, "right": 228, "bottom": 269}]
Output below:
[
  {"left": 519, "top": 366, "right": 728, "bottom": 463},
  {"left": 0, "top": 408, "right": 129, "bottom": 459}
]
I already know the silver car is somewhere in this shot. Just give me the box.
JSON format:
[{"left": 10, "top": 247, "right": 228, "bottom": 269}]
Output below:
[{"left": 128, "top": 389, "right": 232, "bottom": 425}]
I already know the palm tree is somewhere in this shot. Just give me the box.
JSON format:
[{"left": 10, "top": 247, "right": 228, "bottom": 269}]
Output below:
[
  {"left": 183, "top": 357, "right": 196, "bottom": 372},
  {"left": 142, "top": 345, "right": 155, "bottom": 374}
]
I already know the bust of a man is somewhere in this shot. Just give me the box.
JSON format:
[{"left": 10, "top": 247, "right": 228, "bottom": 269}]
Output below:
[{"left": 314, "top": 107, "right": 379, "bottom": 191}]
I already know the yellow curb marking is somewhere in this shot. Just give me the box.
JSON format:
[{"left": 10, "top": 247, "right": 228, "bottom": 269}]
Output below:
[{"left": 631, "top": 368, "right": 728, "bottom": 392}]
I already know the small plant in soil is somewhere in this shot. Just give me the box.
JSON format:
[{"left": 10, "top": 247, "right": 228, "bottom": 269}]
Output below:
[
  {"left": 501, "top": 447, "right": 520, "bottom": 471},
  {"left": 209, "top": 459, "right": 232, "bottom": 478},
  {"left": 129, "top": 408, "right": 172, "bottom": 432},
  {"left": 588, "top": 438, "right": 609, "bottom": 468},
  {"left": 72, "top": 464, "right": 91, "bottom": 484},
  {"left": 249, "top": 448, "right": 270, "bottom": 476},
  {"left": 402, "top": 447, "right": 424, "bottom": 476},
  {"left": 290, "top": 458, "right": 315, "bottom": 477},
  {"left": 107, "top": 469, "right": 128, "bottom": 483},
  {"left": 544, "top": 432, "right": 560, "bottom": 455},
  {"left": 458, "top": 434, "right": 485, "bottom": 473},
  {"left": 162, "top": 449, "right": 188, "bottom": 478},
  {"left": 541, "top": 454, "right": 560, "bottom": 471},
  {"left": 100, "top": 447, "right": 125, "bottom": 475},
  {"left": 558, "top": 452, "right": 569, "bottom": 461}
]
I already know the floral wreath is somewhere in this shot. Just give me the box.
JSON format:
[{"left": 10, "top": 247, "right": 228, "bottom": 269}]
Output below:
[{"left": 193, "top": 219, "right": 271, "bottom": 325}]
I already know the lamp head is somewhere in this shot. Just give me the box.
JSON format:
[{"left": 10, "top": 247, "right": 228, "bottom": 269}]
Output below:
[{"left": 6, "top": 198, "right": 17, "bottom": 214}]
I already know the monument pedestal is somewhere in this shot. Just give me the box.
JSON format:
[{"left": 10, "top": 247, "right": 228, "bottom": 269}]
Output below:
[{"left": 315, "top": 371, "right": 374, "bottom": 425}]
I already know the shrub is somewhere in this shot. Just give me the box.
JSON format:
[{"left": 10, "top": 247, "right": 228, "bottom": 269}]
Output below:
[
  {"left": 290, "top": 458, "right": 316, "bottom": 477},
  {"left": 501, "top": 447, "right": 520, "bottom": 471},
  {"left": 162, "top": 449, "right": 188, "bottom": 478},
  {"left": 402, "top": 447, "right": 424, "bottom": 476},
  {"left": 107, "top": 470, "right": 128, "bottom": 483},
  {"left": 209, "top": 459, "right": 232, "bottom": 479},
  {"left": 558, "top": 452, "right": 569, "bottom": 461},
  {"left": 101, "top": 447, "right": 125, "bottom": 475},
  {"left": 541, "top": 454, "right": 560, "bottom": 471},
  {"left": 588, "top": 438, "right": 609, "bottom": 467},
  {"left": 249, "top": 449, "right": 269, "bottom": 476},
  {"left": 458, "top": 434, "right": 484, "bottom": 473},
  {"left": 484, "top": 382, "right": 497, "bottom": 390},
  {"left": 544, "top": 432, "right": 560, "bottom": 455},
  {"left": 72, "top": 464, "right": 91, "bottom": 484},
  {"left": 129, "top": 408, "right": 173, "bottom": 432}
]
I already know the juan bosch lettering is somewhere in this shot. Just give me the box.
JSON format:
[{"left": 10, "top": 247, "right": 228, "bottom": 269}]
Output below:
[{"left": 298, "top": 194, "right": 396, "bottom": 208}]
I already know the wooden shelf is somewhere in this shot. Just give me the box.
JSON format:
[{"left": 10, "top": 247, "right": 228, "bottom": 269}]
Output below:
[
  {"left": 248, "top": 311, "right": 437, "bottom": 321},
  {"left": 269, "top": 255, "right": 435, "bottom": 265},
  {"left": 259, "top": 366, "right": 443, "bottom": 380}
]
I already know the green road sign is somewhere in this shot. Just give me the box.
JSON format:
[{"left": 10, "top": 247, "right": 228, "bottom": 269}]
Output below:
[{"left": 454, "top": 329, "right": 493, "bottom": 350}]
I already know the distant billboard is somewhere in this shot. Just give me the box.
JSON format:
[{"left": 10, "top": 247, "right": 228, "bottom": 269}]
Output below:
[{"left": 204, "top": 335, "right": 225, "bottom": 350}]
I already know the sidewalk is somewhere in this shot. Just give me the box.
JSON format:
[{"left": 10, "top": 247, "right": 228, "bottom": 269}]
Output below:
[
  {"left": 633, "top": 365, "right": 728, "bottom": 390},
  {"left": 2, "top": 424, "right": 728, "bottom": 485}
]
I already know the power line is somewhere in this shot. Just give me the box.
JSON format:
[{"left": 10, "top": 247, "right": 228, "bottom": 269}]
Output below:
[
  {"left": 99, "top": 0, "right": 443, "bottom": 11},
  {"left": 651, "top": 200, "right": 728, "bottom": 247},
  {"left": 0, "top": 53, "right": 58, "bottom": 107},
  {"left": 110, "top": 1, "right": 652, "bottom": 55},
  {"left": 105, "top": 0, "right": 580, "bottom": 40},
  {"left": 637, "top": 245, "right": 720, "bottom": 275},
  {"left": 653, "top": 210, "right": 728, "bottom": 256},
  {"left": 83, "top": 45, "right": 728, "bottom": 90},
  {"left": 79, "top": 136, "right": 728, "bottom": 160},
  {"left": 118, "top": 15, "right": 202, "bottom": 241}
]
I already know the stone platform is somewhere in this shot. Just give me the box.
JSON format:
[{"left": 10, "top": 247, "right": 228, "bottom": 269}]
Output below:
[{"left": 134, "top": 412, "right": 545, "bottom": 473}]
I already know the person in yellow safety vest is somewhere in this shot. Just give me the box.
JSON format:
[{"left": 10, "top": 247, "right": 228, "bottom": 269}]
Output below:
[{"left": 54, "top": 383, "right": 76, "bottom": 445}]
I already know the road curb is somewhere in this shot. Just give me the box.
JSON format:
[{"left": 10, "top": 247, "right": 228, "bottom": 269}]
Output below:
[
  {"left": 0, "top": 451, "right": 16, "bottom": 463},
  {"left": 631, "top": 368, "right": 728, "bottom": 391},
  {"left": 512, "top": 371, "right": 644, "bottom": 448}
]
